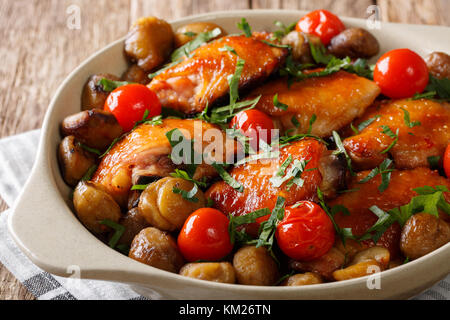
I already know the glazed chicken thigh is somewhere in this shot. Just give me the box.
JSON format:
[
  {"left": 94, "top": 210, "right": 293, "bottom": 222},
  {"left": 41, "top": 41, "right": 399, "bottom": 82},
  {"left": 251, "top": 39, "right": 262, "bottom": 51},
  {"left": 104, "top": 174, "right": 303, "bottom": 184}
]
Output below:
[
  {"left": 148, "top": 35, "right": 288, "bottom": 114},
  {"left": 246, "top": 71, "right": 380, "bottom": 137},
  {"left": 92, "top": 119, "right": 238, "bottom": 206},
  {"left": 206, "top": 139, "right": 343, "bottom": 236},
  {"left": 329, "top": 167, "right": 450, "bottom": 258},
  {"left": 344, "top": 99, "right": 450, "bottom": 170}
]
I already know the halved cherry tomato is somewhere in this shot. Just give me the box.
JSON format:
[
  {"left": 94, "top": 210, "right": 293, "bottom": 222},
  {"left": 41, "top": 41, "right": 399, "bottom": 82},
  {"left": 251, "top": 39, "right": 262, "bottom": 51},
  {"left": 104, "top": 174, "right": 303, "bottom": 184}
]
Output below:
[
  {"left": 444, "top": 144, "right": 450, "bottom": 178},
  {"left": 296, "top": 9, "right": 345, "bottom": 45},
  {"left": 104, "top": 84, "right": 161, "bottom": 132},
  {"left": 276, "top": 201, "right": 335, "bottom": 261},
  {"left": 177, "top": 208, "right": 233, "bottom": 262},
  {"left": 230, "top": 109, "right": 275, "bottom": 151},
  {"left": 373, "top": 49, "right": 429, "bottom": 99}
]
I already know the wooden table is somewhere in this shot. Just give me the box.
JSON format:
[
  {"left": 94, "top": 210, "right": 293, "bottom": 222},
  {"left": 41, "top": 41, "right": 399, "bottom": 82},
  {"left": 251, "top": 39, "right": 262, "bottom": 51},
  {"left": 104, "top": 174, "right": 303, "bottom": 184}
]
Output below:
[{"left": 0, "top": 0, "right": 448, "bottom": 300}]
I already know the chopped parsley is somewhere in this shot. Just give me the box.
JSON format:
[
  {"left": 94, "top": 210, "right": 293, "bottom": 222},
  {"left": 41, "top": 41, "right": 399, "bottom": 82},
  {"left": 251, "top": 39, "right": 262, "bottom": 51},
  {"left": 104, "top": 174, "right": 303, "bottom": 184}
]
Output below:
[
  {"left": 228, "top": 208, "right": 271, "bottom": 244},
  {"left": 211, "top": 163, "right": 244, "bottom": 193},
  {"left": 81, "top": 165, "right": 97, "bottom": 181},
  {"left": 97, "top": 78, "right": 132, "bottom": 92},
  {"left": 172, "top": 184, "right": 199, "bottom": 203},
  {"left": 317, "top": 188, "right": 355, "bottom": 245},
  {"left": 332, "top": 131, "right": 355, "bottom": 176},
  {"left": 218, "top": 45, "right": 238, "bottom": 55},
  {"left": 365, "top": 185, "right": 450, "bottom": 243},
  {"left": 427, "top": 155, "right": 441, "bottom": 169},
  {"left": 273, "top": 93, "right": 289, "bottom": 110},
  {"left": 77, "top": 142, "right": 101, "bottom": 156},
  {"left": 130, "top": 184, "right": 149, "bottom": 191},
  {"left": 271, "top": 20, "right": 297, "bottom": 41},
  {"left": 358, "top": 159, "right": 395, "bottom": 193},
  {"left": 99, "top": 219, "right": 125, "bottom": 250},
  {"left": 400, "top": 108, "right": 421, "bottom": 128},
  {"left": 170, "top": 169, "right": 207, "bottom": 188},
  {"left": 165, "top": 128, "right": 200, "bottom": 178},
  {"left": 237, "top": 18, "right": 252, "bottom": 37},
  {"left": 307, "top": 114, "right": 317, "bottom": 134},
  {"left": 379, "top": 125, "right": 399, "bottom": 154},
  {"left": 171, "top": 28, "right": 222, "bottom": 61}
]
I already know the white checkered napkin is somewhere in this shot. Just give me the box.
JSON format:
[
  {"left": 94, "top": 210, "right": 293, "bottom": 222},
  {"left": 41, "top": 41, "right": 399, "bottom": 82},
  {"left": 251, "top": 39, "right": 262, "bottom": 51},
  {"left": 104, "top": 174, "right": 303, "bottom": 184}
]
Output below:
[{"left": 0, "top": 130, "right": 448, "bottom": 300}]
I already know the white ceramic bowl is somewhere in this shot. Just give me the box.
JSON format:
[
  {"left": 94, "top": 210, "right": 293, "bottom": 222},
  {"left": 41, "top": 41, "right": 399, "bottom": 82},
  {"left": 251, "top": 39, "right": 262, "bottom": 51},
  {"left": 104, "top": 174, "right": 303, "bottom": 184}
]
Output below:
[{"left": 8, "top": 9, "right": 450, "bottom": 300}]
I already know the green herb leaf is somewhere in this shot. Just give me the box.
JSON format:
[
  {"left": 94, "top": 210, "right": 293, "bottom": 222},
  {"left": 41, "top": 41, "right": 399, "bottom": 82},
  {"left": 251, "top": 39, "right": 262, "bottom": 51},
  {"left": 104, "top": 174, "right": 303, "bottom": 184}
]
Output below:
[
  {"left": 172, "top": 184, "right": 199, "bottom": 203},
  {"left": 171, "top": 28, "right": 222, "bottom": 61},
  {"left": 165, "top": 128, "right": 199, "bottom": 178},
  {"left": 425, "top": 75, "right": 450, "bottom": 100},
  {"left": 357, "top": 115, "right": 381, "bottom": 132},
  {"left": 380, "top": 126, "right": 399, "bottom": 154},
  {"left": 317, "top": 188, "right": 355, "bottom": 245},
  {"left": 291, "top": 116, "right": 300, "bottom": 128},
  {"left": 218, "top": 45, "right": 238, "bottom": 55},
  {"left": 427, "top": 155, "right": 441, "bottom": 169},
  {"left": 332, "top": 131, "right": 355, "bottom": 176},
  {"left": 211, "top": 163, "right": 244, "bottom": 193},
  {"left": 227, "top": 58, "right": 245, "bottom": 114},
  {"left": 99, "top": 136, "right": 122, "bottom": 158},
  {"left": 183, "top": 31, "right": 197, "bottom": 37},
  {"left": 273, "top": 93, "right": 289, "bottom": 110},
  {"left": 307, "top": 114, "right": 317, "bottom": 134},
  {"left": 237, "top": 18, "right": 252, "bottom": 37},
  {"left": 99, "top": 219, "right": 125, "bottom": 249},
  {"left": 130, "top": 184, "right": 149, "bottom": 191},
  {"left": 261, "top": 40, "right": 290, "bottom": 48},
  {"left": 411, "top": 91, "right": 437, "bottom": 100},
  {"left": 97, "top": 78, "right": 132, "bottom": 92},
  {"left": 77, "top": 142, "right": 101, "bottom": 156},
  {"left": 400, "top": 107, "right": 421, "bottom": 128},
  {"left": 170, "top": 169, "right": 207, "bottom": 188},
  {"left": 358, "top": 159, "right": 395, "bottom": 193},
  {"left": 148, "top": 60, "right": 181, "bottom": 79},
  {"left": 271, "top": 20, "right": 296, "bottom": 41},
  {"left": 228, "top": 208, "right": 271, "bottom": 244},
  {"left": 81, "top": 165, "right": 97, "bottom": 181},
  {"left": 254, "top": 197, "right": 286, "bottom": 257}
]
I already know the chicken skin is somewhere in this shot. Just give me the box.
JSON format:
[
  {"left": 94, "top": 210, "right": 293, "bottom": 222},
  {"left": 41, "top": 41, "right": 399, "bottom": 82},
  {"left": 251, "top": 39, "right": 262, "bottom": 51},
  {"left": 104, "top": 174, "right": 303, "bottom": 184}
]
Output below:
[
  {"left": 206, "top": 139, "right": 343, "bottom": 236},
  {"left": 148, "top": 35, "right": 288, "bottom": 114},
  {"left": 329, "top": 167, "right": 450, "bottom": 258},
  {"left": 245, "top": 71, "right": 380, "bottom": 137},
  {"left": 92, "top": 119, "right": 238, "bottom": 207},
  {"left": 343, "top": 99, "right": 450, "bottom": 170}
]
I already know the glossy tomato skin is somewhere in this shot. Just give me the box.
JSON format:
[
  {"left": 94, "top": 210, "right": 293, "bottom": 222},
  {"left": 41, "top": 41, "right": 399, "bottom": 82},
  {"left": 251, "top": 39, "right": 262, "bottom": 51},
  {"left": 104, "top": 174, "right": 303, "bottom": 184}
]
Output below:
[
  {"left": 276, "top": 201, "right": 335, "bottom": 261},
  {"left": 373, "top": 49, "right": 429, "bottom": 99},
  {"left": 104, "top": 84, "right": 161, "bottom": 132},
  {"left": 177, "top": 208, "right": 233, "bottom": 262},
  {"left": 230, "top": 109, "right": 275, "bottom": 151},
  {"left": 296, "top": 9, "right": 345, "bottom": 45},
  {"left": 444, "top": 144, "right": 450, "bottom": 178}
]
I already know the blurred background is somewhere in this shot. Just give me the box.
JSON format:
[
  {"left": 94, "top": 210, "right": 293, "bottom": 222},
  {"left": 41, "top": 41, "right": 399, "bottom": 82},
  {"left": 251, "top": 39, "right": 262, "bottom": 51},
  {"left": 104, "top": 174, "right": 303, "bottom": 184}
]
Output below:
[{"left": 0, "top": 0, "right": 448, "bottom": 300}]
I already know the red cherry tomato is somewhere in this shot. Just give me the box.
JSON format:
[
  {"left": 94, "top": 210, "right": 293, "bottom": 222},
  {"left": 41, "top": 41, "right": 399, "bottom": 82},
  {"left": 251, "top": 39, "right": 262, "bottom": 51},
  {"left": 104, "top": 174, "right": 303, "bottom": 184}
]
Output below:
[
  {"left": 373, "top": 49, "right": 429, "bottom": 99},
  {"left": 177, "top": 208, "right": 233, "bottom": 262},
  {"left": 104, "top": 84, "right": 161, "bottom": 132},
  {"left": 444, "top": 144, "right": 450, "bottom": 178},
  {"left": 296, "top": 9, "right": 345, "bottom": 45},
  {"left": 276, "top": 201, "right": 335, "bottom": 261},
  {"left": 230, "top": 109, "right": 275, "bottom": 151}
]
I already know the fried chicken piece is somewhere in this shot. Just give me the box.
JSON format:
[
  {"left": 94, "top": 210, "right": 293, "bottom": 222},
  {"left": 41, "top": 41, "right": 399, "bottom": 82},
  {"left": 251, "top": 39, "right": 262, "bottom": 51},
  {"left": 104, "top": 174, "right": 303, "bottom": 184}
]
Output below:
[
  {"left": 329, "top": 167, "right": 450, "bottom": 258},
  {"left": 148, "top": 34, "right": 288, "bottom": 115},
  {"left": 92, "top": 119, "right": 238, "bottom": 207},
  {"left": 343, "top": 99, "right": 450, "bottom": 170},
  {"left": 245, "top": 71, "right": 380, "bottom": 137},
  {"left": 206, "top": 139, "right": 344, "bottom": 236}
]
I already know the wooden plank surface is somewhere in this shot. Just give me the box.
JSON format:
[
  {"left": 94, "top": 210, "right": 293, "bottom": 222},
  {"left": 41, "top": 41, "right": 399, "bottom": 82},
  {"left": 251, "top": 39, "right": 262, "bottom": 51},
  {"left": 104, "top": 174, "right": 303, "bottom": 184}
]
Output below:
[{"left": 0, "top": 0, "right": 448, "bottom": 300}]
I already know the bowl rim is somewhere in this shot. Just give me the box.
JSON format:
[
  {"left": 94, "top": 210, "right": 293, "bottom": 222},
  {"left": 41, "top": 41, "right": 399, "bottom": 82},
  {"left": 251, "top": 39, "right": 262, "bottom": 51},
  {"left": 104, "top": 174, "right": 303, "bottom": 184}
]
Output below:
[{"left": 7, "top": 8, "right": 450, "bottom": 299}]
